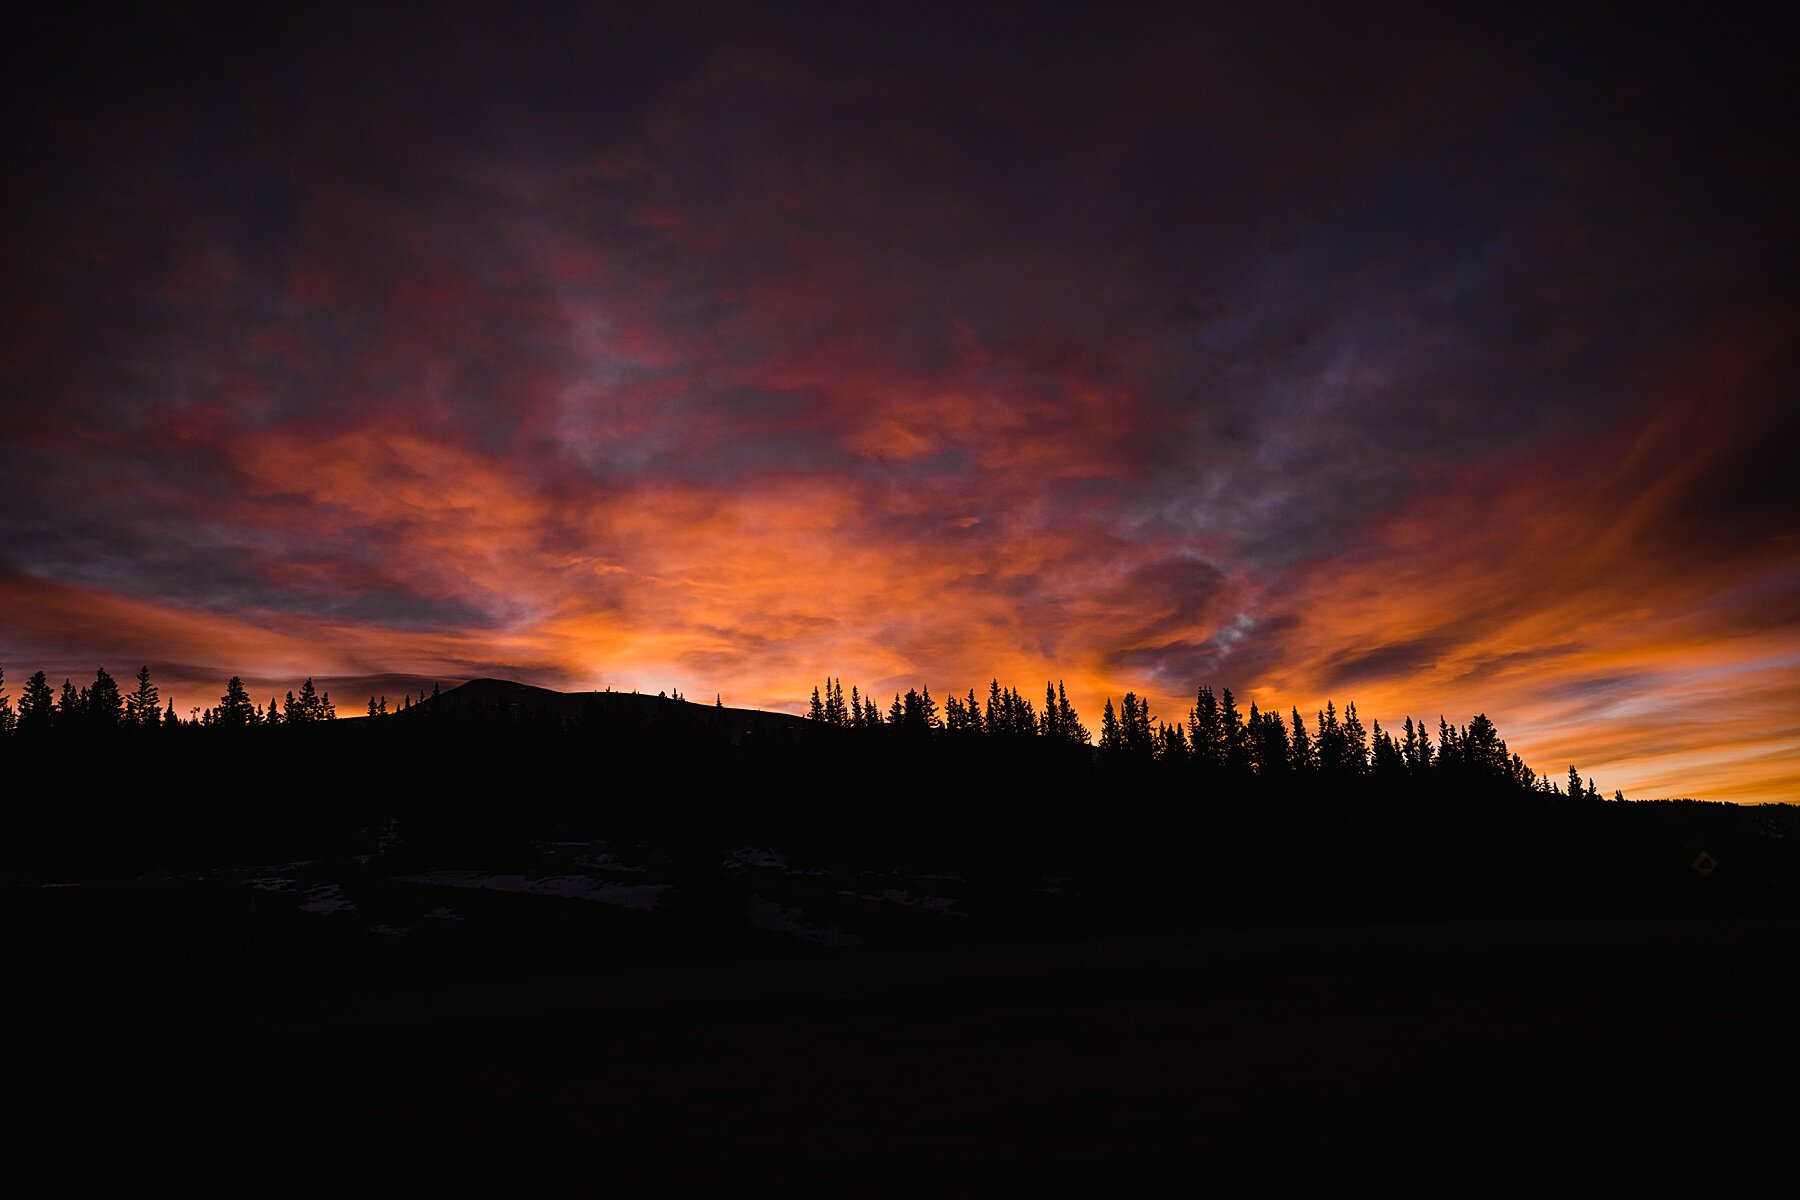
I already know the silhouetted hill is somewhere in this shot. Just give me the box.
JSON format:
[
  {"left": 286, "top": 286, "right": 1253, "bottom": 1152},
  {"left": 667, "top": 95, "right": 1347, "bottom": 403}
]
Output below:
[
  {"left": 6, "top": 667, "right": 1797, "bottom": 1184},
  {"left": 410, "top": 677, "right": 815, "bottom": 743},
  {"left": 6, "top": 664, "right": 1797, "bottom": 918}
]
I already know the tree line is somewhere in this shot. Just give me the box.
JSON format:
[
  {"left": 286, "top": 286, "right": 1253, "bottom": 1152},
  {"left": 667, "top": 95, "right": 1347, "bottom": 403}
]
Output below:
[
  {"left": 5, "top": 661, "right": 1784, "bottom": 918},
  {"left": 0, "top": 660, "right": 1609, "bottom": 801},
  {"left": 807, "top": 676, "right": 1612, "bottom": 801},
  {"left": 0, "top": 663, "right": 338, "bottom": 733}
]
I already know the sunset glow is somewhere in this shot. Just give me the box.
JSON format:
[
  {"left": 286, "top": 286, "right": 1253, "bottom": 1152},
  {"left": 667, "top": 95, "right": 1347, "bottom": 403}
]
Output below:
[{"left": 3, "top": 7, "right": 1795, "bottom": 800}]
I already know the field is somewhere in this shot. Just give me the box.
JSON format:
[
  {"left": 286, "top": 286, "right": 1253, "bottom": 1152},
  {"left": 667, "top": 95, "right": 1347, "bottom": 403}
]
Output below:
[{"left": 8, "top": 830, "right": 1793, "bottom": 1188}]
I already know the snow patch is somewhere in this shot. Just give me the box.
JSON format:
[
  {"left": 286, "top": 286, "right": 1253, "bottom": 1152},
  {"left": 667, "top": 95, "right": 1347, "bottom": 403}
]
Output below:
[
  {"left": 298, "top": 884, "right": 356, "bottom": 915},
  {"left": 573, "top": 852, "right": 646, "bottom": 874},
  {"left": 245, "top": 875, "right": 357, "bottom": 914},
  {"left": 724, "top": 846, "right": 791, "bottom": 872}
]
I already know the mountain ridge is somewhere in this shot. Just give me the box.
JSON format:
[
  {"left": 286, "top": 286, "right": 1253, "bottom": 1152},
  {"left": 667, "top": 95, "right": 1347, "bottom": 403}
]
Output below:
[{"left": 400, "top": 676, "right": 815, "bottom": 742}]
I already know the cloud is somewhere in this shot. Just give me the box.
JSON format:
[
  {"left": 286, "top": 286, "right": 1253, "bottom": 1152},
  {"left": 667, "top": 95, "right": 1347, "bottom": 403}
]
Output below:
[
  {"left": 1239, "top": 330, "right": 1800, "bottom": 801},
  {"left": 2, "top": 7, "right": 1795, "bottom": 799}
]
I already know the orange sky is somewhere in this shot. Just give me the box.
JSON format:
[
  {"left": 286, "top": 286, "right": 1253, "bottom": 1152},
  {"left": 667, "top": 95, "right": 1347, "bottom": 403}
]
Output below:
[
  {"left": 4, "top": 7, "right": 1796, "bottom": 802},
  {"left": 5, "top": 331, "right": 1795, "bottom": 801}
]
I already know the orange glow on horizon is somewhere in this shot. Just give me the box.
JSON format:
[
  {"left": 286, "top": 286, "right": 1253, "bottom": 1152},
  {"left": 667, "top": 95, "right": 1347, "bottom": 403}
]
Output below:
[
  {"left": 6, "top": 334, "right": 1796, "bottom": 803},
  {"left": 7, "top": 10, "right": 1797, "bottom": 813}
]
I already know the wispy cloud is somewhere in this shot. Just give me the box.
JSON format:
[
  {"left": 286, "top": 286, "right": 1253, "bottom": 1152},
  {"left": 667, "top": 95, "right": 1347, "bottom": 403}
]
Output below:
[{"left": 2, "top": 7, "right": 1794, "bottom": 799}]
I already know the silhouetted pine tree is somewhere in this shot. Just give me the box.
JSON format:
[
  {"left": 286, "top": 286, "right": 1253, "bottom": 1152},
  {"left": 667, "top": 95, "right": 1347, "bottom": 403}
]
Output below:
[
  {"left": 1465, "top": 713, "right": 1506, "bottom": 776},
  {"left": 19, "top": 671, "right": 54, "bottom": 734},
  {"left": 1120, "top": 692, "right": 1152, "bottom": 758},
  {"left": 84, "top": 668, "right": 124, "bottom": 731},
  {"left": 56, "top": 679, "right": 82, "bottom": 728},
  {"left": 1289, "top": 707, "right": 1315, "bottom": 772},
  {"left": 217, "top": 677, "right": 255, "bottom": 729},
  {"left": 0, "top": 665, "right": 12, "bottom": 737},
  {"left": 920, "top": 686, "right": 941, "bottom": 730},
  {"left": 1315, "top": 704, "right": 1345, "bottom": 775},
  {"left": 1248, "top": 704, "right": 1290, "bottom": 776},
  {"left": 899, "top": 688, "right": 922, "bottom": 731},
  {"left": 1342, "top": 702, "right": 1368, "bottom": 774},
  {"left": 1221, "top": 688, "right": 1249, "bottom": 776},
  {"left": 280, "top": 678, "right": 331, "bottom": 723},
  {"left": 1437, "top": 718, "right": 1460, "bottom": 773},
  {"left": 1099, "top": 698, "right": 1120, "bottom": 751},
  {"left": 1190, "top": 687, "right": 1222, "bottom": 770},
  {"left": 124, "top": 666, "right": 159, "bottom": 727},
  {"left": 980, "top": 684, "right": 1035, "bottom": 736},
  {"left": 1055, "top": 682, "right": 1088, "bottom": 745},
  {"left": 1011, "top": 688, "right": 1037, "bottom": 735},
  {"left": 1371, "top": 720, "right": 1405, "bottom": 778},
  {"left": 944, "top": 693, "right": 966, "bottom": 730}
]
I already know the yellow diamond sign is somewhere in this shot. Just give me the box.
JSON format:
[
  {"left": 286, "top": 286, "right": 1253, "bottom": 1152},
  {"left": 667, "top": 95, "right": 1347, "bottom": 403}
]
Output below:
[{"left": 1692, "top": 851, "right": 1717, "bottom": 878}]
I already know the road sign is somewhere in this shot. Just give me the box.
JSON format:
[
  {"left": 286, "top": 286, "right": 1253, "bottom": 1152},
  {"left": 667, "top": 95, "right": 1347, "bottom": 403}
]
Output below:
[{"left": 1692, "top": 851, "right": 1717, "bottom": 878}]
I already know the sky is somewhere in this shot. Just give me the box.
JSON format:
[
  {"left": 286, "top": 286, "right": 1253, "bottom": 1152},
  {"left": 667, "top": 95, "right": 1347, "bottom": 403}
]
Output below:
[{"left": 2, "top": 4, "right": 1796, "bottom": 801}]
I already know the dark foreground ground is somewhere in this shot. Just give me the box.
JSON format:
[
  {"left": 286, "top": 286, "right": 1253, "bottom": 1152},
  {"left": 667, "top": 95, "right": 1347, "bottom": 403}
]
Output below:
[{"left": 5, "top": 839, "right": 1795, "bottom": 1190}]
